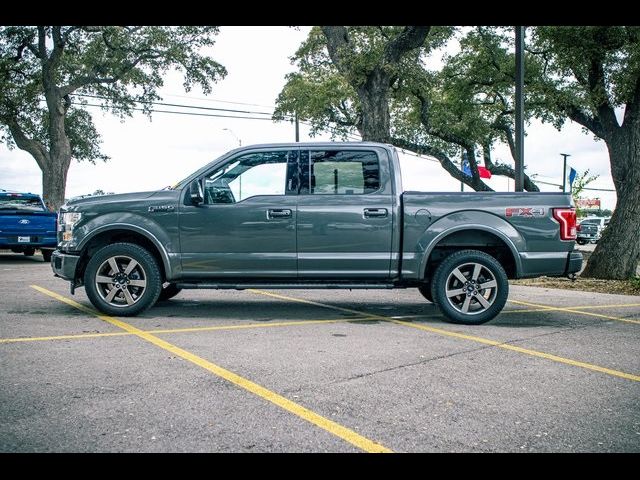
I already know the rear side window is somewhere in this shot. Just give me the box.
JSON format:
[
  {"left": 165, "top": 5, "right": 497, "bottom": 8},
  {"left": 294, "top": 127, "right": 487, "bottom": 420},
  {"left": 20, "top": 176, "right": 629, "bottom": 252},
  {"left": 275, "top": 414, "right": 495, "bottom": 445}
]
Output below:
[
  {"left": 300, "top": 150, "right": 380, "bottom": 195},
  {"left": 0, "top": 196, "right": 45, "bottom": 211}
]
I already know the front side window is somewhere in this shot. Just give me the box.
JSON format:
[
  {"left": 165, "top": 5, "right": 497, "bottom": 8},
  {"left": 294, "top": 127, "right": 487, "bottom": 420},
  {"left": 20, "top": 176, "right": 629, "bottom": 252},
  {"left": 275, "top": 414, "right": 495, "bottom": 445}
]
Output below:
[
  {"left": 300, "top": 150, "right": 380, "bottom": 195},
  {"left": 204, "top": 151, "right": 294, "bottom": 204}
]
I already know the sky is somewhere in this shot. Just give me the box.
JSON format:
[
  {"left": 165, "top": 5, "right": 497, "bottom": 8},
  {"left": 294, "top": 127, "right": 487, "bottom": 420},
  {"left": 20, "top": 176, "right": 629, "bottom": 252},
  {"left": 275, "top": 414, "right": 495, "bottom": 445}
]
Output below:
[{"left": 0, "top": 26, "right": 617, "bottom": 209}]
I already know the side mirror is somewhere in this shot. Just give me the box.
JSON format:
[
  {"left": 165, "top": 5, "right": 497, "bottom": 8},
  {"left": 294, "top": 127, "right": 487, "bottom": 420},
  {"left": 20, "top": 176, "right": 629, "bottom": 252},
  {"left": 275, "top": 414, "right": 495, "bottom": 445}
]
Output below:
[{"left": 189, "top": 180, "right": 204, "bottom": 205}]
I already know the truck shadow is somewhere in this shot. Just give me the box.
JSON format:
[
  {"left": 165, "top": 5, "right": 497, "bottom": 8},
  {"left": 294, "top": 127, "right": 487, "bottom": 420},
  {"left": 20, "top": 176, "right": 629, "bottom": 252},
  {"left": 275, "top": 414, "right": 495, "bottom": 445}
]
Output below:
[
  {"left": 0, "top": 252, "right": 48, "bottom": 263},
  {"left": 147, "top": 297, "right": 568, "bottom": 328}
]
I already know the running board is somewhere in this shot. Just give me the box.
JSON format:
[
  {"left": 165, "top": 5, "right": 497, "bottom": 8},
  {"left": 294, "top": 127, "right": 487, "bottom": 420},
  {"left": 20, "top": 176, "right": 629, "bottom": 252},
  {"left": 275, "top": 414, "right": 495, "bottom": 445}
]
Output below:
[{"left": 176, "top": 282, "right": 397, "bottom": 290}]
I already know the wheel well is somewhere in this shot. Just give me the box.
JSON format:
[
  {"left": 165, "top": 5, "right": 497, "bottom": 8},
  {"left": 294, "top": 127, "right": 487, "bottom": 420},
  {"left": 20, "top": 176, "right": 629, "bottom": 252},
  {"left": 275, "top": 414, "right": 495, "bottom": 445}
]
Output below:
[
  {"left": 76, "top": 229, "right": 167, "bottom": 282},
  {"left": 424, "top": 229, "right": 517, "bottom": 281}
]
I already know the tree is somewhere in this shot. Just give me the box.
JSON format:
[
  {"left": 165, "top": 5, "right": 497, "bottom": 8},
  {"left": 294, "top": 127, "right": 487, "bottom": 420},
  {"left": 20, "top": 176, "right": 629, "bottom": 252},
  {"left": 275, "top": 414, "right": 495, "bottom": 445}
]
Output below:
[
  {"left": 526, "top": 27, "right": 640, "bottom": 279},
  {"left": 275, "top": 26, "right": 539, "bottom": 192},
  {"left": 0, "top": 26, "right": 226, "bottom": 211},
  {"left": 391, "top": 27, "right": 541, "bottom": 192},
  {"left": 274, "top": 26, "right": 451, "bottom": 142}
]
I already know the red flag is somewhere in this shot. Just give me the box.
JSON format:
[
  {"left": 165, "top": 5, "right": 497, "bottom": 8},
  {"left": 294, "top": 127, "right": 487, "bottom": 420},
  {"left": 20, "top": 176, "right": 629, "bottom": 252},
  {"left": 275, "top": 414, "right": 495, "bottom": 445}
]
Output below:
[{"left": 478, "top": 166, "right": 492, "bottom": 179}]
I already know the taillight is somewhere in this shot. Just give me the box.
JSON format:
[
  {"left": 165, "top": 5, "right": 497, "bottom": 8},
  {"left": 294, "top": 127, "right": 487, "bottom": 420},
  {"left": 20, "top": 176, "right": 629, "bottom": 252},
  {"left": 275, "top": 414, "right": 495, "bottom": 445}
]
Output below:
[{"left": 553, "top": 208, "right": 577, "bottom": 240}]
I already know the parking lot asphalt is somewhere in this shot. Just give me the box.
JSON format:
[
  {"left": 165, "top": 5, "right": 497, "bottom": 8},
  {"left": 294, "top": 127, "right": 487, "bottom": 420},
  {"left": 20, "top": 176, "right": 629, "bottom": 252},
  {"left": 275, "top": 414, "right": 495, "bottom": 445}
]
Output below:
[{"left": 1, "top": 251, "right": 639, "bottom": 452}]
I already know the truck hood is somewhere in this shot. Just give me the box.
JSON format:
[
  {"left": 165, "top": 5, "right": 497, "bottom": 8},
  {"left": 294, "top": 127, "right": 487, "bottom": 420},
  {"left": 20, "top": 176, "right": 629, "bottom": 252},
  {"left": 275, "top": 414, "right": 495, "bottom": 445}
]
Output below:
[{"left": 63, "top": 191, "right": 159, "bottom": 209}]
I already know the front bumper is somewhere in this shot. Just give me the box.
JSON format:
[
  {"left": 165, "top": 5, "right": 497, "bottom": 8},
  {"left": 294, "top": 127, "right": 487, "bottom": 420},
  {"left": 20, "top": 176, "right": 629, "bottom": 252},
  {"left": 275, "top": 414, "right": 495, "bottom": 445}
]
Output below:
[{"left": 51, "top": 249, "right": 80, "bottom": 281}]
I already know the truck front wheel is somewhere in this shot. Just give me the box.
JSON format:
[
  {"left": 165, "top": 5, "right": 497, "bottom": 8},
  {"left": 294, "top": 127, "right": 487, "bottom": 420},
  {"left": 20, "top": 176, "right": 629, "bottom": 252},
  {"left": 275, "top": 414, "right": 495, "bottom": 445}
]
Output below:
[
  {"left": 84, "top": 242, "right": 162, "bottom": 317},
  {"left": 431, "top": 249, "right": 508, "bottom": 325}
]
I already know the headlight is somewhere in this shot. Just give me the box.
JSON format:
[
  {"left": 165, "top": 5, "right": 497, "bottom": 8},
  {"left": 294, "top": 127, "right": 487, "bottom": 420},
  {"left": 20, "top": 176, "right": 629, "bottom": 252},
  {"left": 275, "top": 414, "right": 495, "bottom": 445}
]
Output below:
[{"left": 59, "top": 212, "right": 82, "bottom": 241}]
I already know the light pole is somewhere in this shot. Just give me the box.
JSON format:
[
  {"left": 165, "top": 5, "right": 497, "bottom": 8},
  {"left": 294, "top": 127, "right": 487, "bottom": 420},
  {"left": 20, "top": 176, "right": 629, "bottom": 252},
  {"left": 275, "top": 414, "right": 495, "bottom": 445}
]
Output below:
[
  {"left": 223, "top": 128, "right": 241, "bottom": 147},
  {"left": 560, "top": 153, "right": 571, "bottom": 192}
]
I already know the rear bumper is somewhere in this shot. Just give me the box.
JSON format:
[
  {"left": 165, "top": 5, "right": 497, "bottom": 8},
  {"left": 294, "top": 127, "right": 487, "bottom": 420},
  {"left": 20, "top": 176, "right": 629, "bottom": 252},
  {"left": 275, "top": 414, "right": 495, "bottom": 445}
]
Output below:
[
  {"left": 51, "top": 250, "right": 80, "bottom": 281},
  {"left": 564, "top": 251, "right": 583, "bottom": 275},
  {"left": 0, "top": 237, "right": 56, "bottom": 248},
  {"left": 518, "top": 250, "right": 583, "bottom": 278}
]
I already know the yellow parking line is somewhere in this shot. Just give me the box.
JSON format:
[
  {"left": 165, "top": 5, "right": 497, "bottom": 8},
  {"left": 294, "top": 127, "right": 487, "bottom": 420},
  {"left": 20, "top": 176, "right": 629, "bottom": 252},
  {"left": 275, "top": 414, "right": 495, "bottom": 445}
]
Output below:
[
  {"left": 249, "top": 290, "right": 640, "bottom": 383},
  {"left": 509, "top": 300, "right": 640, "bottom": 325},
  {"left": 0, "top": 317, "right": 373, "bottom": 345},
  {"left": 30, "top": 285, "right": 391, "bottom": 453},
  {"left": 0, "top": 331, "right": 130, "bottom": 344}
]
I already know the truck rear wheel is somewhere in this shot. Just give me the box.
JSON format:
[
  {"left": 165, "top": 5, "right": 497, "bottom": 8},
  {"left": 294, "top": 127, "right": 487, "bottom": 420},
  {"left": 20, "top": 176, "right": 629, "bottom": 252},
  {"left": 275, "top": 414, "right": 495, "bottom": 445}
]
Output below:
[
  {"left": 84, "top": 242, "right": 162, "bottom": 317},
  {"left": 431, "top": 249, "right": 508, "bottom": 325},
  {"left": 23, "top": 247, "right": 35, "bottom": 257}
]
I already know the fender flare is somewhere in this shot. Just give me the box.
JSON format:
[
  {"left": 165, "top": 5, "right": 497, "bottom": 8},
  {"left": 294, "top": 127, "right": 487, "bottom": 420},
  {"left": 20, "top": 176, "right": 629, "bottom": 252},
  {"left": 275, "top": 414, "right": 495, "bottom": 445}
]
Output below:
[
  {"left": 77, "top": 223, "right": 172, "bottom": 278},
  {"left": 417, "top": 220, "right": 523, "bottom": 280}
]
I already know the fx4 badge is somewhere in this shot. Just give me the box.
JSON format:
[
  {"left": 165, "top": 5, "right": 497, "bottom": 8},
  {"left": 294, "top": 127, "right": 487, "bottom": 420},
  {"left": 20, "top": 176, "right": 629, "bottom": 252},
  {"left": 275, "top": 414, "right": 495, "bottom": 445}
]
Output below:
[{"left": 506, "top": 207, "right": 544, "bottom": 217}]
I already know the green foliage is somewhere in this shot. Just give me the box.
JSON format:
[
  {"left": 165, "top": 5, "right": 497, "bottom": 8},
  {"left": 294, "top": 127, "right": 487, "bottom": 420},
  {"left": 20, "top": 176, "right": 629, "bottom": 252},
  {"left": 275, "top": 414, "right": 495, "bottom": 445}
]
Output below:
[
  {"left": 0, "top": 26, "right": 226, "bottom": 163},
  {"left": 274, "top": 26, "right": 453, "bottom": 140},
  {"left": 527, "top": 26, "right": 640, "bottom": 132},
  {"left": 570, "top": 169, "right": 599, "bottom": 216}
]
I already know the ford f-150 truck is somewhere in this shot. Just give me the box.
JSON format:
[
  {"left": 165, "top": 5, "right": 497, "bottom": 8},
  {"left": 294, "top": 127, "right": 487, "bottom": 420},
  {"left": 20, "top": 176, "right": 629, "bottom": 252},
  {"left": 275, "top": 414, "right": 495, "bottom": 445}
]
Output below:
[
  {"left": 1, "top": 191, "right": 56, "bottom": 262},
  {"left": 51, "top": 142, "right": 582, "bottom": 325}
]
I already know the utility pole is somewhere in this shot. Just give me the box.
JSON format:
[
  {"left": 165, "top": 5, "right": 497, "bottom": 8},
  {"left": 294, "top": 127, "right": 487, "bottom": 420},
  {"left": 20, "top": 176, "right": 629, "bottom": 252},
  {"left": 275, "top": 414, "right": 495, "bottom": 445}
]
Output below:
[
  {"left": 295, "top": 113, "right": 300, "bottom": 142},
  {"left": 514, "top": 26, "right": 525, "bottom": 192},
  {"left": 560, "top": 153, "right": 570, "bottom": 193}
]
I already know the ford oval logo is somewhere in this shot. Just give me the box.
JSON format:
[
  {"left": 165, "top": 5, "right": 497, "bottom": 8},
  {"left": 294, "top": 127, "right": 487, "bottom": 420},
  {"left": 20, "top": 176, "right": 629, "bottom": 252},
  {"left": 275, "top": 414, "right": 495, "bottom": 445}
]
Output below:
[{"left": 18, "top": 219, "right": 30, "bottom": 224}]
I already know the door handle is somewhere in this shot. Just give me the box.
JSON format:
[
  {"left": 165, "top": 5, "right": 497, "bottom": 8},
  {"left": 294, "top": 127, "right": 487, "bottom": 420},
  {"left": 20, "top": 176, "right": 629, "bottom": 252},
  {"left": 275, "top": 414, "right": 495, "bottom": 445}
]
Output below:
[
  {"left": 364, "top": 208, "right": 388, "bottom": 218},
  {"left": 267, "top": 208, "right": 292, "bottom": 219}
]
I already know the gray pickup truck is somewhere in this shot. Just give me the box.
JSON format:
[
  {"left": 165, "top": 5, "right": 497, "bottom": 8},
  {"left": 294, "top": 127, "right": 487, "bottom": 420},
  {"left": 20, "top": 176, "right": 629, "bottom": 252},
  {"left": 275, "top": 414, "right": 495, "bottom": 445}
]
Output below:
[{"left": 51, "top": 142, "right": 582, "bottom": 325}]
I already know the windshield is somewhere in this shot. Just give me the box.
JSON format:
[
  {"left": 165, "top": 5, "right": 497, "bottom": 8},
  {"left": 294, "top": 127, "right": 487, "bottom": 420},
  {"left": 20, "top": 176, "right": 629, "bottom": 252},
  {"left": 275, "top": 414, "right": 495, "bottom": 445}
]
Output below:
[
  {"left": 580, "top": 219, "right": 600, "bottom": 225},
  {"left": 0, "top": 196, "right": 45, "bottom": 211}
]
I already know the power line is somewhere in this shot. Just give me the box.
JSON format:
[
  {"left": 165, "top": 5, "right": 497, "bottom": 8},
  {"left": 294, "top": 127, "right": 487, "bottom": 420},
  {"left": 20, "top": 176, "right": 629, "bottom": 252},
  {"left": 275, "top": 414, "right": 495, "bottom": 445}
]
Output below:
[
  {"left": 73, "top": 93, "right": 275, "bottom": 117},
  {"left": 163, "top": 92, "right": 276, "bottom": 109},
  {"left": 76, "top": 102, "right": 275, "bottom": 121}
]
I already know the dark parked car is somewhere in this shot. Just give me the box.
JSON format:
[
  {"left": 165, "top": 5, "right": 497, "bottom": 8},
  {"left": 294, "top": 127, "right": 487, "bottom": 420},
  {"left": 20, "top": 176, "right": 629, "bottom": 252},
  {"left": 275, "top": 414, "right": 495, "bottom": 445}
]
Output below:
[{"left": 576, "top": 221, "right": 599, "bottom": 245}]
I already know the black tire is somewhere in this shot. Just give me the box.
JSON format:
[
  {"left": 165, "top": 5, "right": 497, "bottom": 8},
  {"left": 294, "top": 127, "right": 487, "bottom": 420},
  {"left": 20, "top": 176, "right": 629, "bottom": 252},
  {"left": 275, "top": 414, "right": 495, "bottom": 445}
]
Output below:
[
  {"left": 84, "top": 242, "right": 162, "bottom": 317},
  {"left": 158, "top": 283, "right": 182, "bottom": 301},
  {"left": 41, "top": 249, "right": 53, "bottom": 263},
  {"left": 417, "top": 284, "right": 433, "bottom": 303},
  {"left": 576, "top": 239, "right": 586, "bottom": 245},
  {"left": 23, "top": 247, "right": 35, "bottom": 256},
  {"left": 431, "top": 249, "right": 508, "bottom": 325}
]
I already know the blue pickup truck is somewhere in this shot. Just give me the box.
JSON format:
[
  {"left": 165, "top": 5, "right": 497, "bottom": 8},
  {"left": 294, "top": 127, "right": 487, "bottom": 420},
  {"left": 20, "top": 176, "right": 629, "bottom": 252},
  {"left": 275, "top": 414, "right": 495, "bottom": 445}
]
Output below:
[{"left": 0, "top": 190, "right": 57, "bottom": 262}]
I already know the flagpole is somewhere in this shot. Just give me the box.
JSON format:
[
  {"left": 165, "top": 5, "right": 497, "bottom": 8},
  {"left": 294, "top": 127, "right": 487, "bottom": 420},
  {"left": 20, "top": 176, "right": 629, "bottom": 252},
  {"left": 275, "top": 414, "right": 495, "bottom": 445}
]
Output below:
[{"left": 560, "top": 153, "right": 570, "bottom": 192}]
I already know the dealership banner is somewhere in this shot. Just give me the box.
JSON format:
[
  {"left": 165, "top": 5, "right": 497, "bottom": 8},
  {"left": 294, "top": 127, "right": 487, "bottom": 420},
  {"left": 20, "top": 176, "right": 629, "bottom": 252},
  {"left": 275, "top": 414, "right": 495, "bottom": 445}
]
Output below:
[{"left": 576, "top": 198, "right": 601, "bottom": 209}]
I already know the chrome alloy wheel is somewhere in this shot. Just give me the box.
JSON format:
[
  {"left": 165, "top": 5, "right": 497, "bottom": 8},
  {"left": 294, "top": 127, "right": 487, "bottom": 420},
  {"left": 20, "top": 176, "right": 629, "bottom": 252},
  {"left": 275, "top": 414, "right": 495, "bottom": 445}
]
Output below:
[
  {"left": 444, "top": 262, "right": 498, "bottom": 315},
  {"left": 94, "top": 255, "right": 148, "bottom": 308}
]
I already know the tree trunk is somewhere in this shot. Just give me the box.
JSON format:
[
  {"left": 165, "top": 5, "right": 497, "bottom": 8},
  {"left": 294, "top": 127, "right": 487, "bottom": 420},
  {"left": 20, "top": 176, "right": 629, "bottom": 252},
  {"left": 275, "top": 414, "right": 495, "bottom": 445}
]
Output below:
[
  {"left": 357, "top": 68, "right": 390, "bottom": 142},
  {"left": 41, "top": 157, "right": 70, "bottom": 212},
  {"left": 581, "top": 127, "right": 640, "bottom": 279},
  {"left": 43, "top": 95, "right": 72, "bottom": 212}
]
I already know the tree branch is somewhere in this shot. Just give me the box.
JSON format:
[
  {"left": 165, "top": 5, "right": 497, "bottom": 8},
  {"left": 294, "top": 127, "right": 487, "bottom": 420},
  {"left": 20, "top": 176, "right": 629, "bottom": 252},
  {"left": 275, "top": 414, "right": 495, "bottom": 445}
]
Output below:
[
  {"left": 390, "top": 137, "right": 492, "bottom": 191},
  {"left": 384, "top": 26, "right": 431, "bottom": 64},
  {"left": 320, "top": 26, "right": 351, "bottom": 76},
  {"left": 4, "top": 116, "right": 49, "bottom": 170},
  {"left": 482, "top": 142, "right": 540, "bottom": 192}
]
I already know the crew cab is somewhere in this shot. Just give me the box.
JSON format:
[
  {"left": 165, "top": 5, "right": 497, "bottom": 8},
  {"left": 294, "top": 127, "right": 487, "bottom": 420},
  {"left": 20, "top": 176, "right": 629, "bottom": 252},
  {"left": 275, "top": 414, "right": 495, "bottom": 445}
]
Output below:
[
  {"left": 51, "top": 142, "right": 582, "bottom": 325},
  {"left": 0, "top": 190, "right": 57, "bottom": 261}
]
